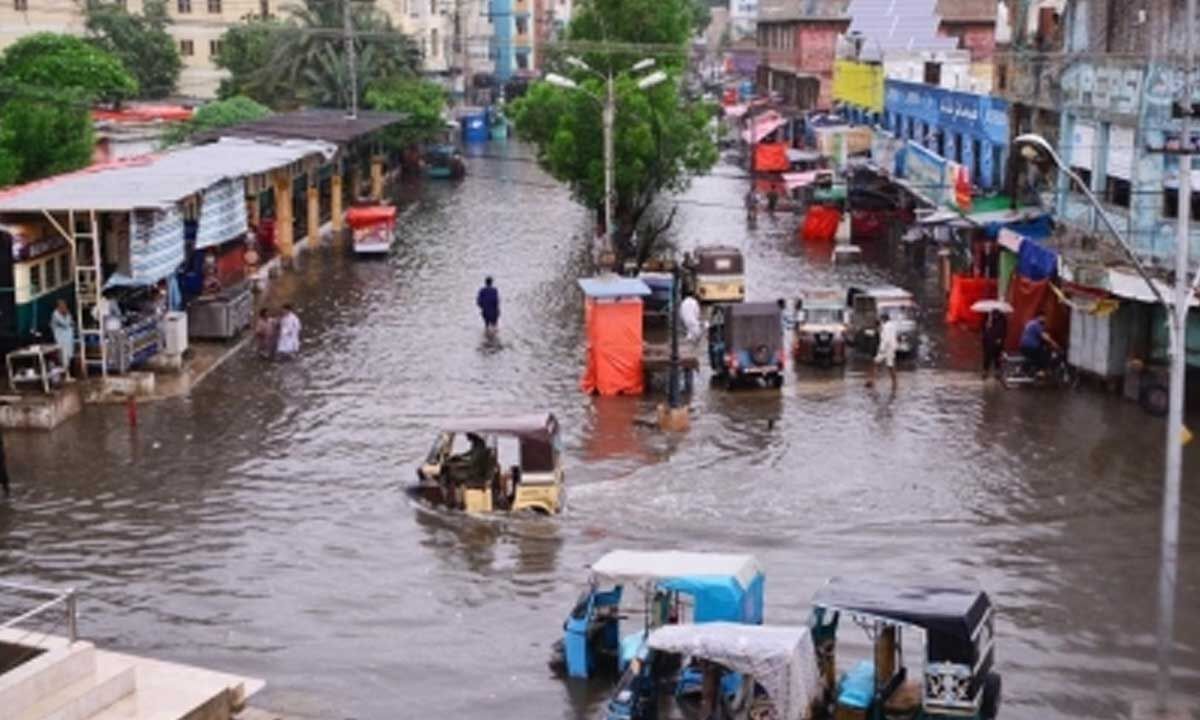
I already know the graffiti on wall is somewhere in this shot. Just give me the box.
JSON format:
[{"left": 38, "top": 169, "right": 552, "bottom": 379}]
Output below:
[{"left": 1059, "top": 62, "right": 1143, "bottom": 117}]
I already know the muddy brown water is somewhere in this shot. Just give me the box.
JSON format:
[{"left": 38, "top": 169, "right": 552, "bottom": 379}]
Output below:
[{"left": 0, "top": 144, "right": 1197, "bottom": 719}]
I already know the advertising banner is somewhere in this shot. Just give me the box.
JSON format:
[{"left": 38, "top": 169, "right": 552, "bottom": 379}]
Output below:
[{"left": 833, "top": 60, "right": 885, "bottom": 113}]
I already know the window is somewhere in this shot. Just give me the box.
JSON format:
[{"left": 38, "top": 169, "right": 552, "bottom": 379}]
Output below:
[
  {"left": 209, "top": 39, "right": 223, "bottom": 57},
  {"left": 923, "top": 62, "right": 941, "bottom": 86},
  {"left": 431, "top": 29, "right": 438, "bottom": 56},
  {"left": 207, "top": 0, "right": 220, "bottom": 11},
  {"left": 179, "top": 39, "right": 194, "bottom": 56},
  {"left": 516, "top": 52, "right": 528, "bottom": 70},
  {"left": 13, "top": 0, "right": 28, "bottom": 10},
  {"left": 177, "top": 0, "right": 190, "bottom": 12},
  {"left": 1105, "top": 177, "right": 1131, "bottom": 208},
  {"left": 429, "top": 0, "right": 435, "bottom": 12},
  {"left": 1068, "top": 0, "right": 1089, "bottom": 51},
  {"left": 1162, "top": 186, "right": 1200, "bottom": 220},
  {"left": 259, "top": 0, "right": 269, "bottom": 17},
  {"left": 29, "top": 263, "right": 42, "bottom": 296},
  {"left": 515, "top": 17, "right": 527, "bottom": 34}
]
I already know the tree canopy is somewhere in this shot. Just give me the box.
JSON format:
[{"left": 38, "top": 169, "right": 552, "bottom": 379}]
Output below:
[
  {"left": 163, "top": 96, "right": 272, "bottom": 145},
  {"left": 84, "top": 0, "right": 182, "bottom": 99},
  {"left": 510, "top": 0, "right": 718, "bottom": 265},
  {"left": 366, "top": 77, "right": 447, "bottom": 148},
  {"left": 0, "top": 33, "right": 138, "bottom": 103},
  {"left": 0, "top": 34, "right": 137, "bottom": 186},
  {"left": 215, "top": 1, "right": 422, "bottom": 111}
]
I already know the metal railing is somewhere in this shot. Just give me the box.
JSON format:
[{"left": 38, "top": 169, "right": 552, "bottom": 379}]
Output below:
[{"left": 0, "top": 580, "right": 78, "bottom": 644}]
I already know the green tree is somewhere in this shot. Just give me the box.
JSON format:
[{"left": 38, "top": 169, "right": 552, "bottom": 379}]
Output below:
[
  {"left": 690, "top": 0, "right": 713, "bottom": 35},
  {"left": 510, "top": 0, "right": 717, "bottom": 265},
  {"left": 84, "top": 0, "right": 182, "bottom": 100},
  {"left": 214, "top": 19, "right": 288, "bottom": 103},
  {"left": 365, "top": 77, "right": 447, "bottom": 148},
  {"left": 0, "top": 33, "right": 138, "bottom": 103},
  {"left": 0, "top": 35, "right": 137, "bottom": 185},
  {"left": 162, "top": 95, "right": 272, "bottom": 145},
  {"left": 248, "top": 0, "right": 421, "bottom": 110}
]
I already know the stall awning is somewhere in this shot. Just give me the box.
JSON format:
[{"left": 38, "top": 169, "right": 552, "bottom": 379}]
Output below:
[
  {"left": 724, "top": 104, "right": 749, "bottom": 118},
  {"left": 1107, "top": 269, "right": 1200, "bottom": 307},
  {"left": 0, "top": 137, "right": 336, "bottom": 213},
  {"left": 743, "top": 112, "right": 785, "bottom": 144}
]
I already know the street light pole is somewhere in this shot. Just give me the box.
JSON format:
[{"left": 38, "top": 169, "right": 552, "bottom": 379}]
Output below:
[
  {"left": 1157, "top": 0, "right": 1194, "bottom": 710},
  {"left": 604, "top": 72, "right": 615, "bottom": 252},
  {"left": 1014, "top": 126, "right": 1194, "bottom": 714},
  {"left": 343, "top": 0, "right": 358, "bottom": 119}
]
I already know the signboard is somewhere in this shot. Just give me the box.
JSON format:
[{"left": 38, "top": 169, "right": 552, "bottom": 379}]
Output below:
[
  {"left": 833, "top": 60, "right": 884, "bottom": 113},
  {"left": 905, "top": 142, "right": 948, "bottom": 204},
  {"left": 885, "top": 80, "right": 1009, "bottom": 146}
]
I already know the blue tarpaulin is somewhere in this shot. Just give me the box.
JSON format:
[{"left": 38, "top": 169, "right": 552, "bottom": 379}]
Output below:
[
  {"left": 981, "top": 214, "right": 1053, "bottom": 240},
  {"left": 1017, "top": 238, "right": 1058, "bottom": 281}
]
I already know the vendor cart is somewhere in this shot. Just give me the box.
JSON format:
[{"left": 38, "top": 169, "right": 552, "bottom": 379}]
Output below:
[{"left": 346, "top": 204, "right": 397, "bottom": 256}]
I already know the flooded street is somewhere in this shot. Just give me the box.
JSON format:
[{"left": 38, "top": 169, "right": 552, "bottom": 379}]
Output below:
[{"left": 1, "top": 144, "right": 1199, "bottom": 720}]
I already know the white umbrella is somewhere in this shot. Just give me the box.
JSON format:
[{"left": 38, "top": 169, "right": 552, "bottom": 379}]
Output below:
[{"left": 971, "top": 299, "right": 1014, "bottom": 314}]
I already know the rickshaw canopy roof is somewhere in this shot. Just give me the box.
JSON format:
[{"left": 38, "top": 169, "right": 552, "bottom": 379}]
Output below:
[
  {"left": 854, "top": 285, "right": 914, "bottom": 302},
  {"left": 345, "top": 205, "right": 396, "bottom": 228},
  {"left": 439, "top": 413, "right": 559, "bottom": 443},
  {"left": 591, "top": 550, "right": 761, "bottom": 588},
  {"left": 813, "top": 577, "right": 991, "bottom": 659},
  {"left": 646, "top": 623, "right": 819, "bottom": 720}
]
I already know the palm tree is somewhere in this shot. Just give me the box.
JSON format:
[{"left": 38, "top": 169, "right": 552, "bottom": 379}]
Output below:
[{"left": 263, "top": 0, "right": 421, "bottom": 109}]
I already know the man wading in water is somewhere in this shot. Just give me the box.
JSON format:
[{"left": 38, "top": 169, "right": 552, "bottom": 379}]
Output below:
[{"left": 476, "top": 276, "right": 500, "bottom": 334}]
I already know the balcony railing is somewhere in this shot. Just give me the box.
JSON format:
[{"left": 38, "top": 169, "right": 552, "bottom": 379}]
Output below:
[{"left": 0, "top": 580, "right": 79, "bottom": 645}]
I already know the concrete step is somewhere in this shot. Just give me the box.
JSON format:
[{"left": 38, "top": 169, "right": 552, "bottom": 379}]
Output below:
[
  {"left": 86, "top": 650, "right": 263, "bottom": 720},
  {"left": 0, "top": 642, "right": 98, "bottom": 719},
  {"left": 14, "top": 650, "right": 136, "bottom": 720}
]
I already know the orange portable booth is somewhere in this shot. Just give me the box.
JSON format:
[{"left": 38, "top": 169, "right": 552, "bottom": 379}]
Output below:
[{"left": 579, "top": 276, "right": 651, "bottom": 396}]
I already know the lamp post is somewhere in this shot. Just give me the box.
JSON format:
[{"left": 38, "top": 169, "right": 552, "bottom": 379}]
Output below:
[
  {"left": 544, "top": 58, "right": 666, "bottom": 255},
  {"left": 1014, "top": 131, "right": 1195, "bottom": 714}
]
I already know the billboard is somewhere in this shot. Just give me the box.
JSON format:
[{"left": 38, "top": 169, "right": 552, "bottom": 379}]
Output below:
[{"left": 833, "top": 60, "right": 885, "bottom": 113}]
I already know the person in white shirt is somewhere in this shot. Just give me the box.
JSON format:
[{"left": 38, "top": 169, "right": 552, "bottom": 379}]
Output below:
[
  {"left": 276, "top": 304, "right": 301, "bottom": 358},
  {"left": 678, "top": 292, "right": 702, "bottom": 343},
  {"left": 867, "top": 312, "right": 898, "bottom": 390}
]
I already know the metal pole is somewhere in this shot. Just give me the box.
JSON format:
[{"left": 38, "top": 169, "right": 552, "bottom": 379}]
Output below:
[
  {"left": 603, "top": 73, "right": 615, "bottom": 251},
  {"left": 668, "top": 266, "right": 681, "bottom": 408},
  {"left": 343, "top": 0, "right": 358, "bottom": 119},
  {"left": 1157, "top": 0, "right": 1193, "bottom": 709},
  {"left": 66, "top": 589, "right": 78, "bottom": 644}
]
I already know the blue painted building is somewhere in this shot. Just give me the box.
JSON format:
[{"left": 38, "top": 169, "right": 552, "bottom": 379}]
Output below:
[
  {"left": 883, "top": 79, "right": 1009, "bottom": 193},
  {"left": 491, "top": 0, "right": 515, "bottom": 84}
]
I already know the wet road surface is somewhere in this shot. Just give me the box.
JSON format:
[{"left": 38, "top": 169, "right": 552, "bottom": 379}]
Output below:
[{"left": 1, "top": 143, "right": 1199, "bottom": 719}]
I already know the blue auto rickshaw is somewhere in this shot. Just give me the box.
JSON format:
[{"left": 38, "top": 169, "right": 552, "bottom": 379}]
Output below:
[{"left": 549, "top": 550, "right": 765, "bottom": 680}]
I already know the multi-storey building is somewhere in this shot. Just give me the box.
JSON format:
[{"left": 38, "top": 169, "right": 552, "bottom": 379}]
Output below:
[
  {"left": 729, "top": 0, "right": 759, "bottom": 41},
  {"left": 0, "top": 0, "right": 489, "bottom": 100},
  {"left": 754, "top": 0, "right": 851, "bottom": 109}
]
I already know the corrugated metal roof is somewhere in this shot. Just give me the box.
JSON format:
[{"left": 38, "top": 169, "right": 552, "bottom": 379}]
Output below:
[
  {"left": 195, "top": 109, "right": 405, "bottom": 145},
  {"left": 0, "top": 137, "right": 336, "bottom": 213}
]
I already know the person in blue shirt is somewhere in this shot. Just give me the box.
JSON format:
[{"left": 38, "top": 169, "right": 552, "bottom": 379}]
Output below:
[
  {"left": 1019, "top": 312, "right": 1059, "bottom": 373},
  {"left": 476, "top": 276, "right": 500, "bottom": 332}
]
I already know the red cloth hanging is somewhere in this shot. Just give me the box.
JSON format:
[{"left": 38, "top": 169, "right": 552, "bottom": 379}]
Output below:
[
  {"left": 801, "top": 205, "right": 841, "bottom": 243},
  {"left": 1004, "top": 276, "right": 1070, "bottom": 352},
  {"left": 945, "top": 275, "right": 997, "bottom": 331}
]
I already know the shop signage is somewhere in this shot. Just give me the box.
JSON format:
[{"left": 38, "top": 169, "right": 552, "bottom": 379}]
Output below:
[
  {"left": 884, "top": 80, "right": 1009, "bottom": 146},
  {"left": 833, "top": 60, "right": 884, "bottom": 113},
  {"left": 905, "top": 142, "right": 948, "bottom": 204}
]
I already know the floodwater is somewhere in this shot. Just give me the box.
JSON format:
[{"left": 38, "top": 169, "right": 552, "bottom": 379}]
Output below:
[{"left": 2, "top": 143, "right": 1199, "bottom": 720}]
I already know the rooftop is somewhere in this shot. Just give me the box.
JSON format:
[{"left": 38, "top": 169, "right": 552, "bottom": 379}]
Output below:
[{"left": 194, "top": 108, "right": 406, "bottom": 145}]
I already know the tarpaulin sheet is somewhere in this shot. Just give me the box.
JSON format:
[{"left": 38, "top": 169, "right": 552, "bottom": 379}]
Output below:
[
  {"left": 1017, "top": 239, "right": 1058, "bottom": 281},
  {"left": 945, "top": 275, "right": 997, "bottom": 330},
  {"left": 982, "top": 214, "right": 1053, "bottom": 240},
  {"left": 130, "top": 207, "right": 185, "bottom": 284},
  {"left": 195, "top": 178, "right": 249, "bottom": 250},
  {"left": 581, "top": 298, "right": 644, "bottom": 396},
  {"left": 801, "top": 205, "right": 841, "bottom": 243},
  {"left": 1005, "top": 276, "right": 1069, "bottom": 352},
  {"left": 754, "top": 143, "right": 790, "bottom": 172}
]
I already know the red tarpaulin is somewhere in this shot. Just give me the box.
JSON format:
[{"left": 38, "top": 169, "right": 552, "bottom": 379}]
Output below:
[
  {"left": 801, "top": 205, "right": 841, "bottom": 243},
  {"left": 1004, "top": 275, "right": 1069, "bottom": 352},
  {"left": 754, "top": 143, "right": 790, "bottom": 172},
  {"left": 581, "top": 298, "right": 645, "bottom": 396},
  {"left": 945, "top": 275, "right": 998, "bottom": 331}
]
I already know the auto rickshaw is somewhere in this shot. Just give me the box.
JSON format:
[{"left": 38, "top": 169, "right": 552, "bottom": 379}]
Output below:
[
  {"left": 412, "top": 412, "right": 563, "bottom": 514},
  {"left": 423, "top": 122, "right": 466, "bottom": 179},
  {"left": 549, "top": 550, "right": 765, "bottom": 680},
  {"left": 846, "top": 285, "right": 920, "bottom": 357},
  {"left": 345, "top": 203, "right": 396, "bottom": 256},
  {"left": 809, "top": 578, "right": 1001, "bottom": 720},
  {"left": 684, "top": 245, "right": 745, "bottom": 303},
  {"left": 708, "top": 302, "right": 785, "bottom": 389},
  {"left": 794, "top": 288, "right": 850, "bottom": 366},
  {"left": 604, "top": 622, "right": 821, "bottom": 720}
]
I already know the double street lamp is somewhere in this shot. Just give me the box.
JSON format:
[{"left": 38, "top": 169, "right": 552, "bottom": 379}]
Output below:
[
  {"left": 1014, "top": 130, "right": 1196, "bottom": 714},
  {"left": 544, "top": 56, "right": 667, "bottom": 251}
]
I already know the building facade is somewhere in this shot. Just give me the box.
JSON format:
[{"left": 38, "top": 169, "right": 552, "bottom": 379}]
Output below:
[
  {"left": 754, "top": 0, "right": 851, "bottom": 110},
  {"left": 730, "top": 0, "right": 759, "bottom": 40},
  {"left": 1000, "top": 0, "right": 1200, "bottom": 266}
]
